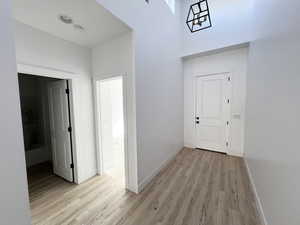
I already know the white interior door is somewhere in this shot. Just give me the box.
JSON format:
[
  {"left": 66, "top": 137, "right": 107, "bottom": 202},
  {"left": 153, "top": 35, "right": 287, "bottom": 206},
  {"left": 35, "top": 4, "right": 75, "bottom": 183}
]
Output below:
[
  {"left": 48, "top": 80, "right": 73, "bottom": 182},
  {"left": 195, "top": 74, "right": 230, "bottom": 153}
]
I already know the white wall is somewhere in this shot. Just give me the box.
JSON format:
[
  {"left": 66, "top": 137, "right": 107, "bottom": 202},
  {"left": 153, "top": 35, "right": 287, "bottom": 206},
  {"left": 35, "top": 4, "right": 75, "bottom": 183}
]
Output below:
[
  {"left": 93, "top": 32, "right": 134, "bottom": 78},
  {"left": 0, "top": 1, "right": 31, "bottom": 224},
  {"left": 96, "top": 0, "right": 184, "bottom": 191},
  {"left": 14, "top": 21, "right": 96, "bottom": 184},
  {"left": 181, "top": 0, "right": 253, "bottom": 56},
  {"left": 92, "top": 32, "right": 138, "bottom": 191},
  {"left": 184, "top": 47, "right": 248, "bottom": 156},
  {"left": 244, "top": 0, "right": 300, "bottom": 224}
]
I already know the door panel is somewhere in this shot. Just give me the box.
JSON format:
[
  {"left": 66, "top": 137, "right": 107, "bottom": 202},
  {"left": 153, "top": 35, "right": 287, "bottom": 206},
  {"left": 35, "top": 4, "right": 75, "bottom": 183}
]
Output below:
[
  {"left": 201, "top": 80, "right": 222, "bottom": 118},
  {"left": 195, "top": 74, "right": 230, "bottom": 153},
  {"left": 48, "top": 81, "right": 73, "bottom": 182}
]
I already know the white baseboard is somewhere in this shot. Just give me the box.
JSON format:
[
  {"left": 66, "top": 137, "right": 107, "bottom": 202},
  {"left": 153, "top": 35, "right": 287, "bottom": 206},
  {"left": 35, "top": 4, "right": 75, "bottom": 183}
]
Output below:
[
  {"left": 229, "top": 150, "right": 244, "bottom": 157},
  {"left": 137, "top": 147, "right": 183, "bottom": 193},
  {"left": 244, "top": 159, "right": 268, "bottom": 225},
  {"left": 183, "top": 143, "right": 194, "bottom": 149}
]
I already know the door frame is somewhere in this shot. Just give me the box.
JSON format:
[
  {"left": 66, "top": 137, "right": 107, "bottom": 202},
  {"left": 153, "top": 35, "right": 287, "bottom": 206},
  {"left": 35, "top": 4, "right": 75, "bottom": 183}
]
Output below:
[
  {"left": 93, "top": 75, "right": 129, "bottom": 189},
  {"left": 193, "top": 72, "right": 232, "bottom": 154},
  {"left": 17, "top": 62, "right": 79, "bottom": 183}
]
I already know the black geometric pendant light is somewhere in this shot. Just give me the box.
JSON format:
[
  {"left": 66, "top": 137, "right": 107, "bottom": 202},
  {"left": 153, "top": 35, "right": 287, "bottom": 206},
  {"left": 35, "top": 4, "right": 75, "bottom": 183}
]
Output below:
[{"left": 186, "top": 0, "right": 212, "bottom": 33}]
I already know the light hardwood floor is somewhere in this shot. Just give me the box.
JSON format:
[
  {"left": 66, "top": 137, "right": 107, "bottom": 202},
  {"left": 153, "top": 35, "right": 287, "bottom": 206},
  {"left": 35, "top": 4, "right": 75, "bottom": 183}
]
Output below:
[{"left": 27, "top": 148, "right": 261, "bottom": 225}]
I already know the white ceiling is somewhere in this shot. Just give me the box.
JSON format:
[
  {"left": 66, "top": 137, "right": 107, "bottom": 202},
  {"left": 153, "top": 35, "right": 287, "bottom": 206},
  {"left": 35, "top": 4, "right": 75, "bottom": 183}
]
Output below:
[{"left": 12, "top": 0, "right": 130, "bottom": 48}]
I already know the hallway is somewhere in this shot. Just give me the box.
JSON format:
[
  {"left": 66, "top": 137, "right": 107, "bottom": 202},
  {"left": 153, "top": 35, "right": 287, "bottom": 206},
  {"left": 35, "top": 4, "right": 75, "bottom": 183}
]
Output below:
[{"left": 28, "top": 148, "right": 260, "bottom": 225}]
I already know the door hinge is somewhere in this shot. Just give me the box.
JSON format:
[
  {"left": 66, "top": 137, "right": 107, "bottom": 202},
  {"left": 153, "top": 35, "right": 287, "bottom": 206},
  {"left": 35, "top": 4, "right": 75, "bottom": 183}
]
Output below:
[
  {"left": 228, "top": 76, "right": 231, "bottom": 81},
  {"left": 226, "top": 142, "right": 229, "bottom": 147},
  {"left": 68, "top": 126, "right": 72, "bottom": 132},
  {"left": 65, "top": 89, "right": 70, "bottom": 94},
  {"left": 70, "top": 163, "right": 74, "bottom": 169},
  {"left": 226, "top": 121, "right": 229, "bottom": 126},
  {"left": 227, "top": 99, "right": 230, "bottom": 104}
]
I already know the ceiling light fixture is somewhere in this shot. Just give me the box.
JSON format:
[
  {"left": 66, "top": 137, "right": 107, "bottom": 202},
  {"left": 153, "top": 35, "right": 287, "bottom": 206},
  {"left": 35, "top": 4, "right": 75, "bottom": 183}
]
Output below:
[
  {"left": 186, "top": 0, "right": 212, "bottom": 33},
  {"left": 73, "top": 24, "right": 85, "bottom": 31},
  {"left": 58, "top": 14, "right": 73, "bottom": 24}
]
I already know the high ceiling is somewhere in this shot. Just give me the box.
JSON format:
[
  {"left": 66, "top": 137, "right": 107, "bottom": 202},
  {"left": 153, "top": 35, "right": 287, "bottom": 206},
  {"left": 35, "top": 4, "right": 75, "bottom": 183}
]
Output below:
[{"left": 12, "top": 0, "right": 130, "bottom": 48}]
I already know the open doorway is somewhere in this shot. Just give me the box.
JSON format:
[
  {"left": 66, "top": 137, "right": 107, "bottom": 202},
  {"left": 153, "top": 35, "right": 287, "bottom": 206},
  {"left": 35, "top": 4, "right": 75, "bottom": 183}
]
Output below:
[
  {"left": 95, "top": 76, "right": 126, "bottom": 187},
  {"left": 18, "top": 73, "right": 75, "bottom": 185}
]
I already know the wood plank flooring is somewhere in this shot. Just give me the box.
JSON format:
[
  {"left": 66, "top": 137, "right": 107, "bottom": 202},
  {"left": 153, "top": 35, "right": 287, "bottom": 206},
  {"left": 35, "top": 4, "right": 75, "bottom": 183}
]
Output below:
[{"left": 27, "top": 148, "right": 261, "bottom": 225}]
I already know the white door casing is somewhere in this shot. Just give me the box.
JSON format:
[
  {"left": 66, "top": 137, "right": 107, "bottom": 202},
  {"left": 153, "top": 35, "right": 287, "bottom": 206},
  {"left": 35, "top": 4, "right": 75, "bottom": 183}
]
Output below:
[
  {"left": 94, "top": 75, "right": 133, "bottom": 190},
  {"left": 48, "top": 80, "right": 73, "bottom": 182},
  {"left": 194, "top": 74, "right": 231, "bottom": 153}
]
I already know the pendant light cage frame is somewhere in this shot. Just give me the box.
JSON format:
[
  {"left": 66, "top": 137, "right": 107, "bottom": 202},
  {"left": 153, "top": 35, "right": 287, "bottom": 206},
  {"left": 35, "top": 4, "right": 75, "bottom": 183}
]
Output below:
[{"left": 186, "top": 0, "right": 212, "bottom": 33}]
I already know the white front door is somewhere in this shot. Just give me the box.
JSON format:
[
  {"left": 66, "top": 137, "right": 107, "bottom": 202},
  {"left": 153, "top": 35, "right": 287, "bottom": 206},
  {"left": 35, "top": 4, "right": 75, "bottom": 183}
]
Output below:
[
  {"left": 48, "top": 80, "right": 73, "bottom": 182},
  {"left": 195, "top": 74, "right": 230, "bottom": 153}
]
